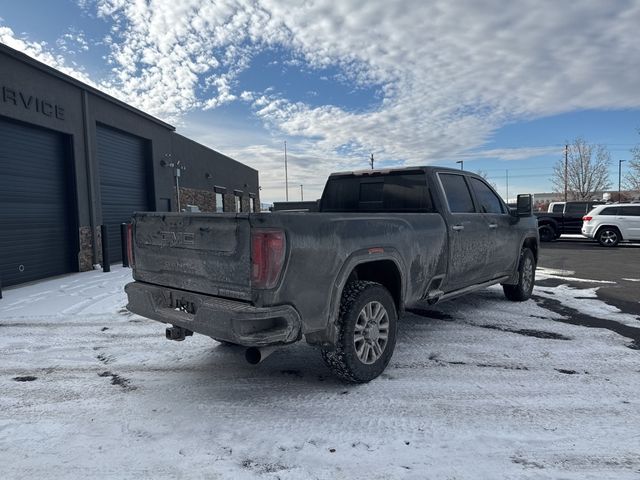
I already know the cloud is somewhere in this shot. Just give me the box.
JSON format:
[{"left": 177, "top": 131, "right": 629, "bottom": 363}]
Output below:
[
  {"left": 56, "top": 28, "right": 90, "bottom": 55},
  {"left": 4, "top": 1, "right": 640, "bottom": 199},
  {"left": 0, "top": 25, "right": 96, "bottom": 86}
]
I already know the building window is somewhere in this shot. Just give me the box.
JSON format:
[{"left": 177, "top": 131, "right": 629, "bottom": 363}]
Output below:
[
  {"left": 250, "top": 197, "right": 257, "bottom": 212},
  {"left": 215, "top": 193, "right": 223, "bottom": 212},
  {"left": 235, "top": 195, "right": 242, "bottom": 212}
]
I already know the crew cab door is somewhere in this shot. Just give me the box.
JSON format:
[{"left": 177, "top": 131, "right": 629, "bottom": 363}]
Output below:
[
  {"left": 563, "top": 202, "right": 590, "bottom": 233},
  {"left": 467, "top": 177, "right": 516, "bottom": 277},
  {"left": 437, "top": 173, "right": 490, "bottom": 291}
]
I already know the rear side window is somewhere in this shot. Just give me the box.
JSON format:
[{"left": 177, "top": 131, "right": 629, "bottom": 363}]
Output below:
[
  {"left": 619, "top": 206, "right": 640, "bottom": 216},
  {"left": 320, "top": 172, "right": 433, "bottom": 212},
  {"left": 469, "top": 177, "right": 505, "bottom": 214},
  {"left": 565, "top": 203, "right": 587, "bottom": 214},
  {"left": 439, "top": 173, "right": 475, "bottom": 213},
  {"left": 552, "top": 203, "right": 564, "bottom": 213}
]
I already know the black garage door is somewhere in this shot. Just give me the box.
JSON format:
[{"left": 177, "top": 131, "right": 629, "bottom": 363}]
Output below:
[
  {"left": 0, "top": 117, "right": 77, "bottom": 287},
  {"left": 97, "top": 125, "right": 151, "bottom": 263}
]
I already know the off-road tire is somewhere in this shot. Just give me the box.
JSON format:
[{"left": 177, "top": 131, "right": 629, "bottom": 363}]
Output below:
[
  {"left": 321, "top": 281, "right": 398, "bottom": 383},
  {"left": 596, "top": 227, "right": 621, "bottom": 247},
  {"left": 538, "top": 225, "right": 555, "bottom": 242},
  {"left": 503, "top": 248, "right": 536, "bottom": 301}
]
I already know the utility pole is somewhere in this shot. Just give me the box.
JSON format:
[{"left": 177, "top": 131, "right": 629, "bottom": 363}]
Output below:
[
  {"left": 369, "top": 153, "right": 374, "bottom": 169},
  {"left": 300, "top": 184, "right": 304, "bottom": 201},
  {"left": 564, "top": 144, "right": 568, "bottom": 202},
  {"left": 456, "top": 160, "right": 464, "bottom": 170},
  {"left": 506, "top": 169, "right": 509, "bottom": 203},
  {"left": 284, "top": 140, "right": 289, "bottom": 201},
  {"left": 619, "top": 159, "right": 626, "bottom": 201}
]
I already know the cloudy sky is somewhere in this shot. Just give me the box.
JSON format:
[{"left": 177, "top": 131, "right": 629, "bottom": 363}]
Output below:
[{"left": 1, "top": 0, "right": 639, "bottom": 202}]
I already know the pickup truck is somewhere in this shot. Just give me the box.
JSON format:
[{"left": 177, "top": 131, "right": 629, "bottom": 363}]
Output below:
[
  {"left": 125, "top": 167, "right": 538, "bottom": 383},
  {"left": 535, "top": 201, "right": 605, "bottom": 241}
]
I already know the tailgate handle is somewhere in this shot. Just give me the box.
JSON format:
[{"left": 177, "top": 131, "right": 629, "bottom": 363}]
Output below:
[
  {"left": 452, "top": 225, "right": 464, "bottom": 231},
  {"left": 488, "top": 223, "right": 498, "bottom": 229}
]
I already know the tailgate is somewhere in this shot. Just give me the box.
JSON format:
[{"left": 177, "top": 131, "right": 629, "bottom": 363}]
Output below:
[{"left": 131, "top": 212, "right": 252, "bottom": 300}]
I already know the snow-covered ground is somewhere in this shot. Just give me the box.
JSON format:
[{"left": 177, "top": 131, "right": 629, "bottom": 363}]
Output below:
[{"left": 1, "top": 267, "right": 639, "bottom": 479}]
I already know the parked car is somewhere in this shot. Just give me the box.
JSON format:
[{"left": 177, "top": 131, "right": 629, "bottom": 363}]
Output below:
[
  {"left": 547, "top": 202, "right": 566, "bottom": 213},
  {"left": 125, "top": 167, "right": 538, "bottom": 383},
  {"left": 536, "top": 201, "right": 605, "bottom": 241},
  {"left": 582, "top": 204, "right": 640, "bottom": 246}
]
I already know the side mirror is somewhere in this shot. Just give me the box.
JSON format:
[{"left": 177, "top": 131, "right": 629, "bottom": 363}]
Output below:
[{"left": 516, "top": 194, "right": 533, "bottom": 217}]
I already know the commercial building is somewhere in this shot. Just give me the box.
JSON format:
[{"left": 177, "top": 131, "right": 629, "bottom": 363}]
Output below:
[{"left": 0, "top": 43, "right": 259, "bottom": 287}]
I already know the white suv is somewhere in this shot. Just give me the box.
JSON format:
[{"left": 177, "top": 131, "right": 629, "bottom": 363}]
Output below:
[{"left": 582, "top": 204, "right": 640, "bottom": 246}]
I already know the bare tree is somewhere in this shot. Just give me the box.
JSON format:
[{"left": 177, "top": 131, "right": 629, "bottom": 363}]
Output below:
[
  {"left": 475, "top": 170, "right": 498, "bottom": 190},
  {"left": 625, "top": 142, "right": 640, "bottom": 194},
  {"left": 551, "top": 138, "right": 612, "bottom": 200}
]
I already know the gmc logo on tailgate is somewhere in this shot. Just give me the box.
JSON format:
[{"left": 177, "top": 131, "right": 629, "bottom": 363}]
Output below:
[{"left": 160, "top": 231, "right": 195, "bottom": 247}]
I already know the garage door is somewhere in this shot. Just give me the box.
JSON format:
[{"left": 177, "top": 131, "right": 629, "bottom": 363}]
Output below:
[
  {"left": 0, "top": 117, "right": 76, "bottom": 287},
  {"left": 97, "top": 125, "right": 151, "bottom": 263}
]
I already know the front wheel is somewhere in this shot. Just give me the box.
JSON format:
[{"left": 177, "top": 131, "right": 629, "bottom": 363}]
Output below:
[
  {"left": 503, "top": 248, "right": 536, "bottom": 301},
  {"left": 321, "top": 281, "right": 398, "bottom": 383}
]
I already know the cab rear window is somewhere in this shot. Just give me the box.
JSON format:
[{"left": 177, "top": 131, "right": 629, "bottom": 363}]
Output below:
[{"left": 320, "top": 172, "right": 433, "bottom": 212}]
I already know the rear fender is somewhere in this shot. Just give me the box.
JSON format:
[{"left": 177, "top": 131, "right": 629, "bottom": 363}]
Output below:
[{"left": 306, "top": 248, "right": 405, "bottom": 347}]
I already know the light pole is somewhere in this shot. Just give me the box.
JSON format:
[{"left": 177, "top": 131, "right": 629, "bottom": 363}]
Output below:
[
  {"left": 300, "top": 184, "right": 304, "bottom": 201},
  {"left": 456, "top": 160, "right": 464, "bottom": 170},
  {"left": 564, "top": 144, "right": 568, "bottom": 202},
  {"left": 506, "top": 169, "right": 509, "bottom": 203},
  {"left": 284, "top": 140, "right": 289, "bottom": 201},
  {"left": 619, "top": 159, "right": 626, "bottom": 201}
]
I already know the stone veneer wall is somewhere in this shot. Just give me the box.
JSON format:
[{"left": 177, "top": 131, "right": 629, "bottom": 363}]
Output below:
[
  {"left": 223, "top": 193, "right": 236, "bottom": 212},
  {"left": 178, "top": 187, "right": 216, "bottom": 212},
  {"left": 178, "top": 188, "right": 260, "bottom": 213},
  {"left": 78, "top": 226, "right": 94, "bottom": 272},
  {"left": 241, "top": 196, "right": 251, "bottom": 213}
]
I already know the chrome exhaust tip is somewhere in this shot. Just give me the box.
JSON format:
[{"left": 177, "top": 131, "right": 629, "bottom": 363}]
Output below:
[{"left": 245, "top": 346, "right": 278, "bottom": 364}]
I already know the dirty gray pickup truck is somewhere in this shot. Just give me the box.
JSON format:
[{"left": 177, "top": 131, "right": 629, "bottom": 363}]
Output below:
[{"left": 126, "top": 167, "right": 538, "bottom": 382}]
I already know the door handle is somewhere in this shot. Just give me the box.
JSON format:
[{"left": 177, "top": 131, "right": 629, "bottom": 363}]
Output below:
[
  {"left": 488, "top": 223, "right": 498, "bottom": 229},
  {"left": 452, "top": 225, "right": 464, "bottom": 231}
]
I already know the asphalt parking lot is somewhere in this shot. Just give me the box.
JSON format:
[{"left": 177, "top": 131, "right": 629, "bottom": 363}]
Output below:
[{"left": 538, "top": 236, "right": 640, "bottom": 315}]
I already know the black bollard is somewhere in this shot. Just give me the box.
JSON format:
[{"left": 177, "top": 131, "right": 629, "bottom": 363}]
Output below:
[
  {"left": 101, "top": 224, "right": 110, "bottom": 273},
  {"left": 120, "top": 223, "right": 130, "bottom": 268}
]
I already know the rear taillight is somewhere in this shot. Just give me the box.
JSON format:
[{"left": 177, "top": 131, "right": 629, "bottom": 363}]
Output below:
[
  {"left": 582, "top": 216, "right": 592, "bottom": 222},
  {"left": 251, "top": 229, "right": 286, "bottom": 289},
  {"left": 127, "top": 223, "right": 135, "bottom": 267}
]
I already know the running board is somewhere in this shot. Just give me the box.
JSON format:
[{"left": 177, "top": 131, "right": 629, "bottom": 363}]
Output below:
[{"left": 437, "top": 276, "right": 510, "bottom": 303}]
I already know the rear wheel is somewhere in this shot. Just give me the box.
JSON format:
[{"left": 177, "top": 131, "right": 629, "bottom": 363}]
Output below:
[
  {"left": 597, "top": 227, "right": 621, "bottom": 247},
  {"left": 538, "top": 225, "right": 555, "bottom": 242},
  {"left": 503, "top": 248, "right": 536, "bottom": 301},
  {"left": 321, "top": 281, "right": 397, "bottom": 383}
]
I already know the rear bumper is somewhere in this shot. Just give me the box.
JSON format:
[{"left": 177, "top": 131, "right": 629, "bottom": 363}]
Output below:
[
  {"left": 125, "top": 282, "right": 302, "bottom": 347},
  {"left": 582, "top": 225, "right": 596, "bottom": 238}
]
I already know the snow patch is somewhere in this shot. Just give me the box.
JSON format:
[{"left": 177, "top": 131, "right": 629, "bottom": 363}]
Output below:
[{"left": 1, "top": 268, "right": 639, "bottom": 478}]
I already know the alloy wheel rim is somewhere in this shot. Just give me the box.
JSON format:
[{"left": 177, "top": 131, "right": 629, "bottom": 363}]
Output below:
[
  {"left": 354, "top": 301, "right": 389, "bottom": 364},
  {"left": 601, "top": 231, "right": 617, "bottom": 244}
]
